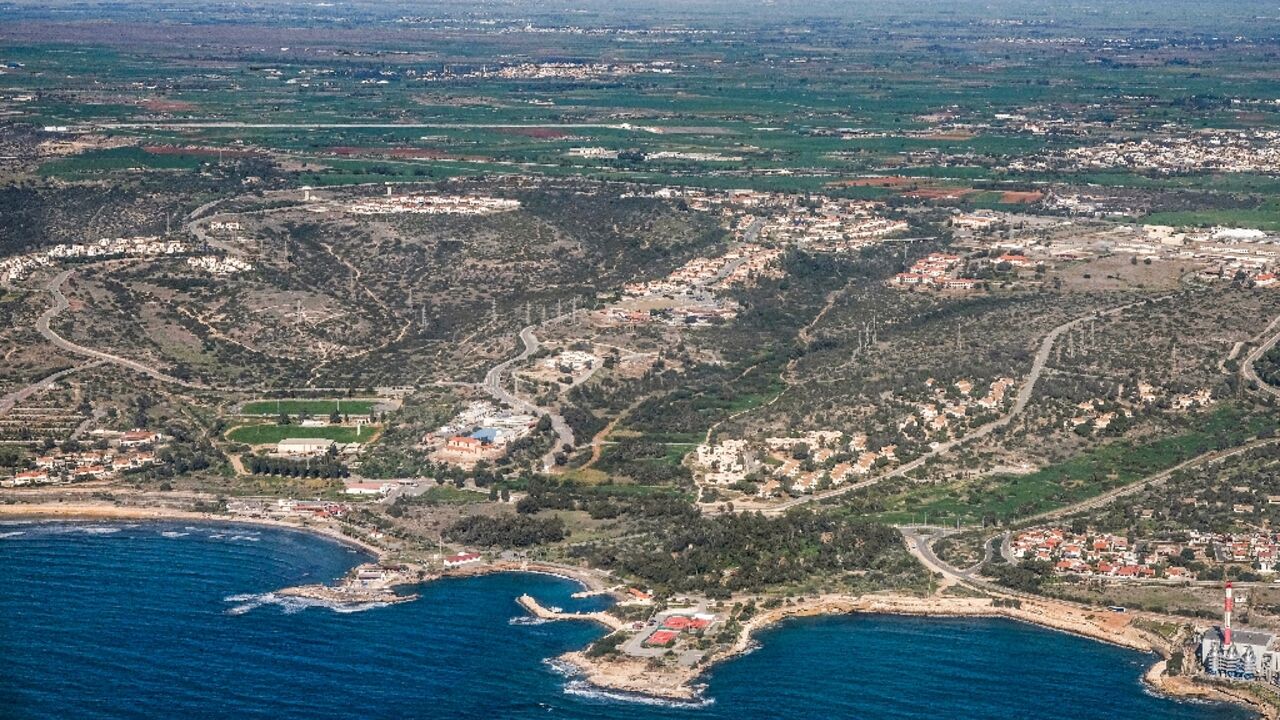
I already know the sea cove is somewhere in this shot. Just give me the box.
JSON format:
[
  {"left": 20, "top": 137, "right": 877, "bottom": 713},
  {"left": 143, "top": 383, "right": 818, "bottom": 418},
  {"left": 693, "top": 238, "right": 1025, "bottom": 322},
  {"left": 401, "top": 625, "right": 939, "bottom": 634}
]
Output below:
[{"left": 0, "top": 522, "right": 1251, "bottom": 720}]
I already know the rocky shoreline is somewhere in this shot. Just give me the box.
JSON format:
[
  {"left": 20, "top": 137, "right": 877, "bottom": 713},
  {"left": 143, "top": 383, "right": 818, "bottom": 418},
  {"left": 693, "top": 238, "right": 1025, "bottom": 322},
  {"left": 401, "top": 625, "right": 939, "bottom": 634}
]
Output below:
[
  {"left": 277, "top": 562, "right": 426, "bottom": 607},
  {"left": 7, "top": 504, "right": 1273, "bottom": 716},
  {"left": 552, "top": 592, "right": 1275, "bottom": 717}
]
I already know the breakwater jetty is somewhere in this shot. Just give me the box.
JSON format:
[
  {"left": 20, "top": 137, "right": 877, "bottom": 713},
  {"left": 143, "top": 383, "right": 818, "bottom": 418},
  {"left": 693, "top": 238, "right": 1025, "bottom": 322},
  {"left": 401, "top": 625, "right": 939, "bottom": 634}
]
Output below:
[{"left": 517, "top": 594, "right": 625, "bottom": 631}]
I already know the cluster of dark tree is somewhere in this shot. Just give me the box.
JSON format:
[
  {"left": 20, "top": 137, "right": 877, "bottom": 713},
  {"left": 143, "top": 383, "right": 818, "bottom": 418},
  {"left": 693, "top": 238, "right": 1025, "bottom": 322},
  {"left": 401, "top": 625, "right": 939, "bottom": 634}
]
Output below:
[
  {"left": 984, "top": 558, "right": 1054, "bottom": 593},
  {"left": 444, "top": 514, "right": 567, "bottom": 547},
  {"left": 559, "top": 402, "right": 607, "bottom": 445},
  {"left": 594, "top": 439, "right": 695, "bottom": 487},
  {"left": 518, "top": 189, "right": 725, "bottom": 283},
  {"left": 153, "top": 444, "right": 215, "bottom": 476},
  {"left": 514, "top": 475, "right": 697, "bottom": 521},
  {"left": 0, "top": 445, "right": 25, "bottom": 467},
  {"left": 620, "top": 250, "right": 884, "bottom": 445},
  {"left": 570, "top": 510, "right": 902, "bottom": 598},
  {"left": 244, "top": 455, "right": 349, "bottom": 479},
  {"left": 1257, "top": 345, "right": 1280, "bottom": 388}
]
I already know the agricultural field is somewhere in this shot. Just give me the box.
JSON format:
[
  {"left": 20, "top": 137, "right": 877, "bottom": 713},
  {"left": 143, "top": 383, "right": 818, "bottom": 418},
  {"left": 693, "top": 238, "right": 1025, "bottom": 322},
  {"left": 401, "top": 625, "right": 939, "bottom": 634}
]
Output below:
[{"left": 10, "top": 2, "right": 1280, "bottom": 672}]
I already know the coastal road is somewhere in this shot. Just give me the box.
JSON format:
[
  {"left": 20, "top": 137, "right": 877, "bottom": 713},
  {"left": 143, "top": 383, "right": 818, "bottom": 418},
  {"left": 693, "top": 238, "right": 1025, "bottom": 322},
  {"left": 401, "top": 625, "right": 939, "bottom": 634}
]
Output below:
[
  {"left": 898, "top": 525, "right": 966, "bottom": 586},
  {"left": 1240, "top": 311, "right": 1280, "bottom": 400},
  {"left": 755, "top": 296, "right": 1173, "bottom": 516},
  {"left": 37, "top": 270, "right": 209, "bottom": 390}
]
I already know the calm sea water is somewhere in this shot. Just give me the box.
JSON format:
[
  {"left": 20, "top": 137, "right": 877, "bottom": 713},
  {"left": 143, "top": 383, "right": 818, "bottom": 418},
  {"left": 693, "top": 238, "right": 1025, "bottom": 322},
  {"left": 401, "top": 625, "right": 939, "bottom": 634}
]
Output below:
[{"left": 0, "top": 521, "right": 1251, "bottom": 720}]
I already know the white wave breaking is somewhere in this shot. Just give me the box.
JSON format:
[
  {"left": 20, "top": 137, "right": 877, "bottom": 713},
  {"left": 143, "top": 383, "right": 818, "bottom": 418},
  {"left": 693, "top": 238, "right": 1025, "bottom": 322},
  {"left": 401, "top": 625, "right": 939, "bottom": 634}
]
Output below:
[
  {"left": 509, "top": 616, "right": 552, "bottom": 626},
  {"left": 542, "top": 659, "right": 713, "bottom": 708},
  {"left": 223, "top": 592, "right": 388, "bottom": 615},
  {"left": 562, "top": 680, "right": 714, "bottom": 708},
  {"left": 64, "top": 525, "right": 121, "bottom": 535},
  {"left": 160, "top": 531, "right": 190, "bottom": 538},
  {"left": 0, "top": 530, "right": 26, "bottom": 539}
]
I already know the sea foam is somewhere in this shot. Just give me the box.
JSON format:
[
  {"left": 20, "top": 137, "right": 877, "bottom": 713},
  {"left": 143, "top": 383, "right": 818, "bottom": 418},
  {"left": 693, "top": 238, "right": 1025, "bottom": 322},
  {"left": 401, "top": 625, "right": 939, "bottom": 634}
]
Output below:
[
  {"left": 223, "top": 592, "right": 388, "bottom": 615},
  {"left": 542, "top": 659, "right": 714, "bottom": 708}
]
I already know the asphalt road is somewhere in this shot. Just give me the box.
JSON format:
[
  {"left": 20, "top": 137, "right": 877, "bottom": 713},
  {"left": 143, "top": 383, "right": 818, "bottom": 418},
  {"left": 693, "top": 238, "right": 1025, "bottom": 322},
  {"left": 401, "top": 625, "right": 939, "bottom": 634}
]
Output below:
[
  {"left": 1240, "top": 312, "right": 1280, "bottom": 400},
  {"left": 480, "top": 320, "right": 576, "bottom": 471},
  {"left": 759, "top": 298, "right": 1165, "bottom": 515},
  {"left": 37, "top": 270, "right": 208, "bottom": 390},
  {"left": 1015, "top": 436, "right": 1280, "bottom": 526}
]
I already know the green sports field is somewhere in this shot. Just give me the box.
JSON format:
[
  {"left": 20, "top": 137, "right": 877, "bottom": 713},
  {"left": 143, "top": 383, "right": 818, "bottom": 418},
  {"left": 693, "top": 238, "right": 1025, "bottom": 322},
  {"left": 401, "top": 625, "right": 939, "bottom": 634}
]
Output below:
[
  {"left": 240, "top": 399, "right": 377, "bottom": 416},
  {"left": 226, "top": 424, "right": 379, "bottom": 445}
]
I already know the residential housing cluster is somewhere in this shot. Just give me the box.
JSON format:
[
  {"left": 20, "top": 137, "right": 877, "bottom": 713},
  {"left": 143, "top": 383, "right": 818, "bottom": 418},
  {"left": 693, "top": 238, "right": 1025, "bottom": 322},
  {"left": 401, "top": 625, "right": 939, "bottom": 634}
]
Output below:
[
  {"left": 1011, "top": 527, "right": 1181, "bottom": 580},
  {"left": 2, "top": 429, "right": 164, "bottom": 487},
  {"left": 348, "top": 194, "right": 521, "bottom": 216},
  {"left": 693, "top": 429, "right": 899, "bottom": 498},
  {"left": 599, "top": 189, "right": 906, "bottom": 327},
  {"left": 187, "top": 255, "right": 253, "bottom": 276},
  {"left": 889, "top": 251, "right": 977, "bottom": 290},
  {"left": 419, "top": 61, "right": 678, "bottom": 81},
  {"left": 1015, "top": 527, "right": 1280, "bottom": 580},
  {"left": 1, "top": 236, "right": 190, "bottom": 284},
  {"left": 898, "top": 377, "right": 1015, "bottom": 441},
  {"left": 752, "top": 199, "right": 910, "bottom": 252},
  {"left": 1021, "top": 130, "right": 1280, "bottom": 174}
]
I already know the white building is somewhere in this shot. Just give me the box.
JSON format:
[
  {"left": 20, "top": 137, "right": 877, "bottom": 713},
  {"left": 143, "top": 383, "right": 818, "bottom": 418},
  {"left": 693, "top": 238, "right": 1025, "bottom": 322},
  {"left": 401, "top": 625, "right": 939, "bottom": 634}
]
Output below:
[{"left": 276, "top": 438, "right": 336, "bottom": 455}]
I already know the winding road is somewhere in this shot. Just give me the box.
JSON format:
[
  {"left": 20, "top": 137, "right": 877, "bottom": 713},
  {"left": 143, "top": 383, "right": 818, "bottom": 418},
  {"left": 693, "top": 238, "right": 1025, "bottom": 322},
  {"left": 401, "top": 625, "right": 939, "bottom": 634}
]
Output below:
[
  {"left": 0, "top": 360, "right": 106, "bottom": 416},
  {"left": 481, "top": 321, "right": 576, "bottom": 471},
  {"left": 37, "top": 269, "right": 209, "bottom": 390},
  {"left": 1014, "top": 436, "right": 1280, "bottom": 527},
  {"left": 755, "top": 296, "right": 1171, "bottom": 515},
  {"left": 1240, "top": 311, "right": 1280, "bottom": 400}
]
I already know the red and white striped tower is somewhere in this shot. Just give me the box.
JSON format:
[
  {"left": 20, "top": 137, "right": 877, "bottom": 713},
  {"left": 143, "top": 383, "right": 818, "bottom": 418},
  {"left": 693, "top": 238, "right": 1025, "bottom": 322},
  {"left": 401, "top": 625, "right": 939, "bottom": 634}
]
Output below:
[{"left": 1224, "top": 581, "right": 1235, "bottom": 646}]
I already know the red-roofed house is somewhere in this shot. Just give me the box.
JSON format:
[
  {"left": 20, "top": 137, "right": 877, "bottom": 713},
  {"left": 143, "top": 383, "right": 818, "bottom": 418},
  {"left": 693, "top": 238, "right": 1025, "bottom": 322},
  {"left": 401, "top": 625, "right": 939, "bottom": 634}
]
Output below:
[
  {"left": 444, "top": 552, "right": 482, "bottom": 568},
  {"left": 12, "top": 470, "right": 49, "bottom": 485},
  {"left": 120, "top": 430, "right": 161, "bottom": 447},
  {"left": 662, "top": 616, "right": 692, "bottom": 631},
  {"left": 645, "top": 630, "right": 679, "bottom": 647},
  {"left": 997, "top": 253, "right": 1035, "bottom": 268}
]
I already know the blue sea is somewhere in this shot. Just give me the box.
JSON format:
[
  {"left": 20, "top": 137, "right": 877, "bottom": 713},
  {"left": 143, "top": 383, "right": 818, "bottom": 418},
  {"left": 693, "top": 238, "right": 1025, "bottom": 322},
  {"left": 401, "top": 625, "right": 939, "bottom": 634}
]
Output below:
[{"left": 0, "top": 521, "right": 1252, "bottom": 720}]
